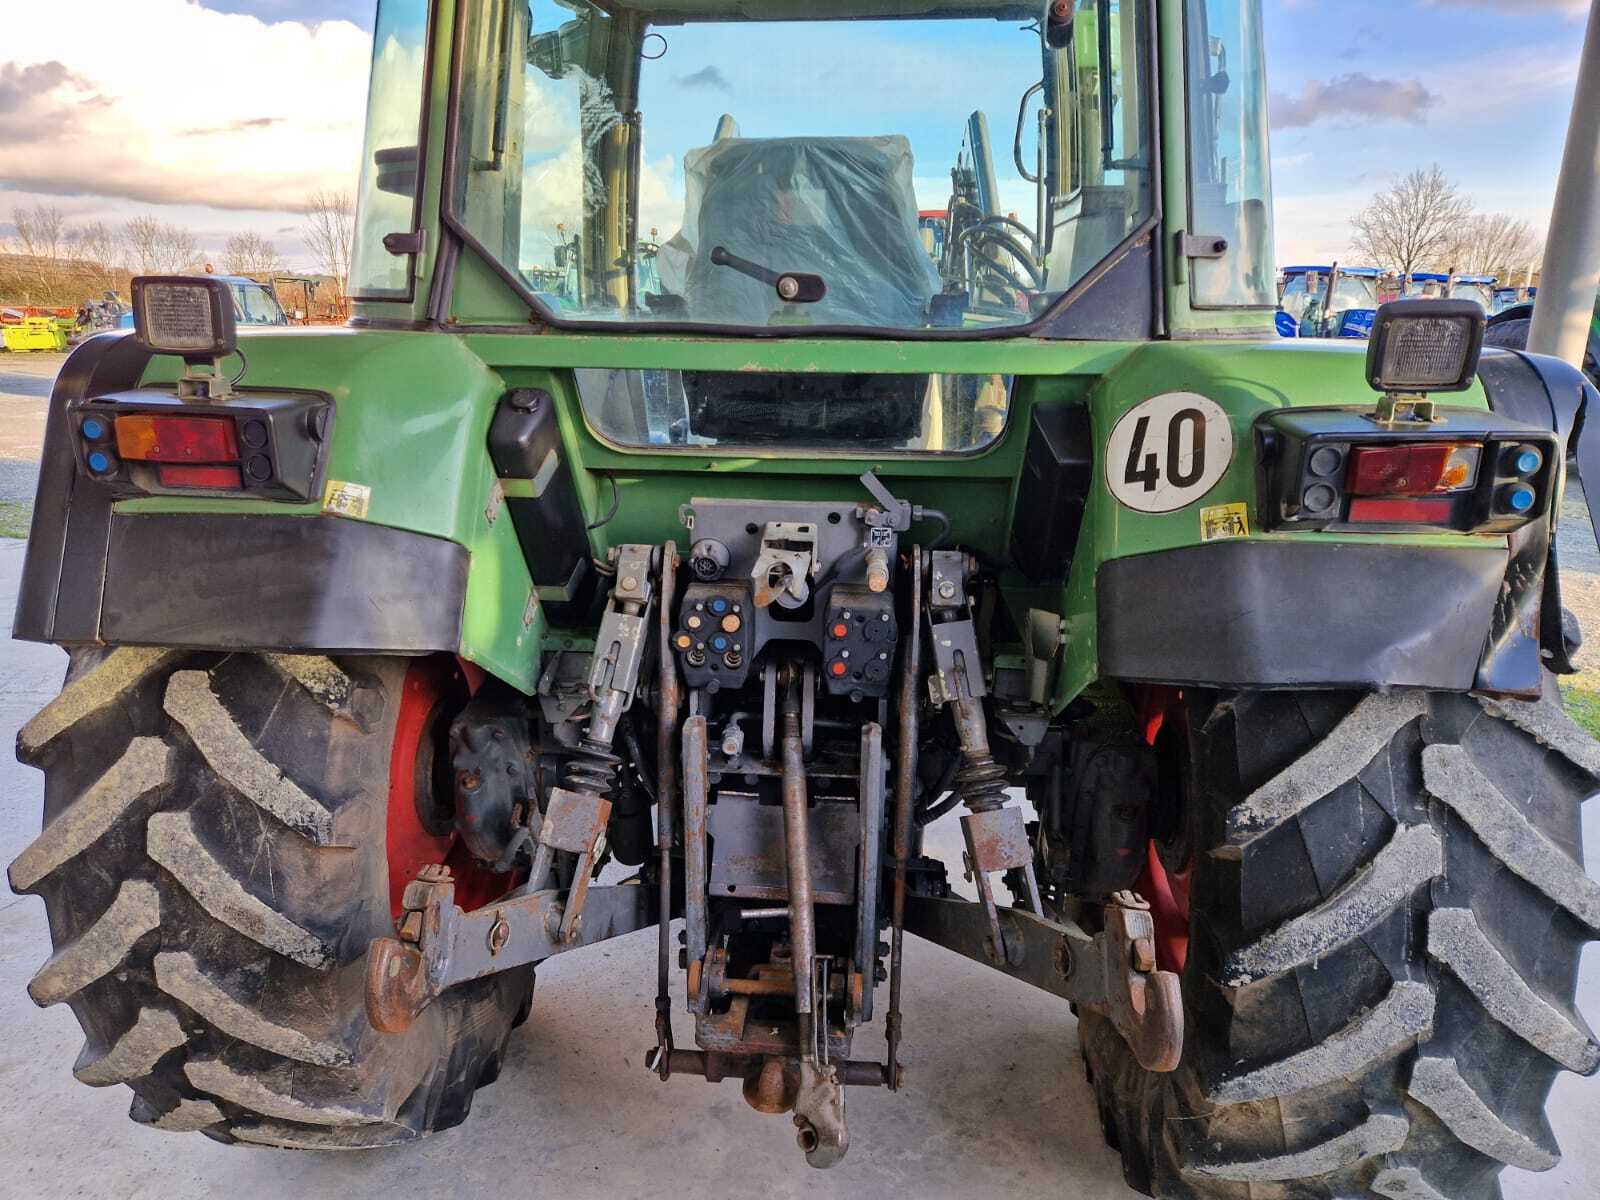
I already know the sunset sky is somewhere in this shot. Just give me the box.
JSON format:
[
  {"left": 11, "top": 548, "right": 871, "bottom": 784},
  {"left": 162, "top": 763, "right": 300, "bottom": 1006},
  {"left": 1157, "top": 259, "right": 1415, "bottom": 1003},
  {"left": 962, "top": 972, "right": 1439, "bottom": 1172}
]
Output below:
[{"left": 0, "top": 0, "right": 1591, "bottom": 273}]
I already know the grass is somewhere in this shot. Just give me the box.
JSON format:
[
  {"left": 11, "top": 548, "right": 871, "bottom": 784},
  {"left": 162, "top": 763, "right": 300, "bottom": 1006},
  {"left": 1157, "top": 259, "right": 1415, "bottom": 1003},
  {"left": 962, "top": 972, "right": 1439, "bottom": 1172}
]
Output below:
[
  {"left": 0, "top": 500, "right": 32, "bottom": 539},
  {"left": 1560, "top": 681, "right": 1600, "bottom": 740}
]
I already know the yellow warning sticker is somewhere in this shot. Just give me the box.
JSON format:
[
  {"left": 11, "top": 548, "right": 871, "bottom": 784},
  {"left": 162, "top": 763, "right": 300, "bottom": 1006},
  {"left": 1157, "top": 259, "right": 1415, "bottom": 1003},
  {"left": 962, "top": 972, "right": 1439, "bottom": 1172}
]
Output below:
[
  {"left": 322, "top": 479, "right": 371, "bottom": 520},
  {"left": 1200, "top": 501, "right": 1249, "bottom": 542}
]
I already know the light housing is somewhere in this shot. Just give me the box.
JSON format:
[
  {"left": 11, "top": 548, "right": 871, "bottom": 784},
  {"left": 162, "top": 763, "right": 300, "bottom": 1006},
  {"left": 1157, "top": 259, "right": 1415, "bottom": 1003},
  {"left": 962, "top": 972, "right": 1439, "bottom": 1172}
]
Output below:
[
  {"left": 1256, "top": 406, "right": 1558, "bottom": 534},
  {"left": 130, "top": 275, "right": 237, "bottom": 359},
  {"left": 69, "top": 390, "right": 332, "bottom": 500},
  {"left": 1365, "top": 299, "right": 1485, "bottom": 394}
]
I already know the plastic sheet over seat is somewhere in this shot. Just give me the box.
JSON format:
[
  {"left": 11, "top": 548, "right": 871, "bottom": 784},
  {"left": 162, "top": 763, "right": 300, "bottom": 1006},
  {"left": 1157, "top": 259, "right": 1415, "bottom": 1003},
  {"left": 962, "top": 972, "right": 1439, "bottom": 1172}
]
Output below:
[{"left": 658, "top": 134, "right": 940, "bottom": 328}]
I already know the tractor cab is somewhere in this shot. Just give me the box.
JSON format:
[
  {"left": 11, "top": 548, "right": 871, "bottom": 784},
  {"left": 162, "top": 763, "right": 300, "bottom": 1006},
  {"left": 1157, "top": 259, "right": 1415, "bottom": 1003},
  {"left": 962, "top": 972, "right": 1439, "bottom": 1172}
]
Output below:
[
  {"left": 372, "top": 0, "right": 1274, "bottom": 342},
  {"left": 1275, "top": 264, "right": 1381, "bottom": 338},
  {"left": 1452, "top": 273, "right": 1497, "bottom": 311}
]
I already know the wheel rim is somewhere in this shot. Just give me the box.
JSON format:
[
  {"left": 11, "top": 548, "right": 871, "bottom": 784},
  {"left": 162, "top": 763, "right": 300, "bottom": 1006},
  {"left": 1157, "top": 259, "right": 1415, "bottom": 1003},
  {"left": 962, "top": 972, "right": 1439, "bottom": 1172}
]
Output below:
[
  {"left": 386, "top": 655, "right": 519, "bottom": 917},
  {"left": 1134, "top": 684, "right": 1193, "bottom": 973}
]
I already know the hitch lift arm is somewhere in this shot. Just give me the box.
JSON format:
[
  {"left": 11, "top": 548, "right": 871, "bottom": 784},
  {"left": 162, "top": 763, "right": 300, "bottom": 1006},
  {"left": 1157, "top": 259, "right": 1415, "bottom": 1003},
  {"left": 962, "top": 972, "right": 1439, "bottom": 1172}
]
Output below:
[{"left": 902, "top": 891, "right": 1183, "bottom": 1073}]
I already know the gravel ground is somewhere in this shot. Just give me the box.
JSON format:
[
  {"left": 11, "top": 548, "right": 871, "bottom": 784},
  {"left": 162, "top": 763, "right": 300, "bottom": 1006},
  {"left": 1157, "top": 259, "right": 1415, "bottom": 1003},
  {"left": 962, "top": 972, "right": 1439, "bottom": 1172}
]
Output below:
[{"left": 0, "top": 351, "right": 58, "bottom": 506}]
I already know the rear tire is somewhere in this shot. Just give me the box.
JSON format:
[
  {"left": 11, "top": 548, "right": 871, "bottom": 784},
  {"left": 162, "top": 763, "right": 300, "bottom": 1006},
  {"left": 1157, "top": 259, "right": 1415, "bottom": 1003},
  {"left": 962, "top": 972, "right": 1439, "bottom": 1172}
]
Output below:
[
  {"left": 8, "top": 649, "right": 532, "bottom": 1148},
  {"left": 1484, "top": 315, "right": 1600, "bottom": 386},
  {"left": 1084, "top": 682, "right": 1600, "bottom": 1198}
]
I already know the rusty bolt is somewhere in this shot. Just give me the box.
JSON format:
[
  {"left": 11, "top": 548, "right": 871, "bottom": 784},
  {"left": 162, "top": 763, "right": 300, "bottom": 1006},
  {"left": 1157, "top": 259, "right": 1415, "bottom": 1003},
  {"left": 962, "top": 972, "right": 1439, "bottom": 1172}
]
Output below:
[
  {"left": 458, "top": 770, "right": 482, "bottom": 791},
  {"left": 1131, "top": 936, "right": 1157, "bottom": 974},
  {"left": 488, "top": 911, "right": 510, "bottom": 956}
]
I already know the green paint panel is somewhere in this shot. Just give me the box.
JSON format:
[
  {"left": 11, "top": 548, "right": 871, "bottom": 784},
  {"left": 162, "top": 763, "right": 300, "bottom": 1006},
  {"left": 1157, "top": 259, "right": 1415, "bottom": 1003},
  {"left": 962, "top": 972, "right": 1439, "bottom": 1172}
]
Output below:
[{"left": 117, "top": 327, "right": 1504, "bottom": 710}]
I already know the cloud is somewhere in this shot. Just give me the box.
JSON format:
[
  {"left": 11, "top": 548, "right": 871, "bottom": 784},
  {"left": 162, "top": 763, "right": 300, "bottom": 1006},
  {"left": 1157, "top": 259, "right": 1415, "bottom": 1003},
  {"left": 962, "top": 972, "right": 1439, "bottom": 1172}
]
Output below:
[
  {"left": 1271, "top": 73, "right": 1435, "bottom": 130},
  {"left": 0, "top": 62, "right": 113, "bottom": 145},
  {"left": 675, "top": 66, "right": 730, "bottom": 91},
  {"left": 0, "top": 0, "right": 371, "bottom": 211}
]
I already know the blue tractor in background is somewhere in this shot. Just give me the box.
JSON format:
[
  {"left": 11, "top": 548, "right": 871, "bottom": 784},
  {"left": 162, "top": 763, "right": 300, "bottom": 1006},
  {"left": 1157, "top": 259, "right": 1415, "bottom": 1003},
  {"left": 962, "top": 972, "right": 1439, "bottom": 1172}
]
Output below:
[
  {"left": 1275, "top": 264, "right": 1381, "bottom": 337},
  {"left": 1451, "top": 273, "right": 1498, "bottom": 311}
]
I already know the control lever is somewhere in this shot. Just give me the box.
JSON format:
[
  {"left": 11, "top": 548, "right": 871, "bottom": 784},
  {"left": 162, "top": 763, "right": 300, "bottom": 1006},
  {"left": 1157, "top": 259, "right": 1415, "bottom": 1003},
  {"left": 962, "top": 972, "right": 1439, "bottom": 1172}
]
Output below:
[
  {"left": 710, "top": 246, "right": 826, "bottom": 304},
  {"left": 858, "top": 471, "right": 950, "bottom": 547}
]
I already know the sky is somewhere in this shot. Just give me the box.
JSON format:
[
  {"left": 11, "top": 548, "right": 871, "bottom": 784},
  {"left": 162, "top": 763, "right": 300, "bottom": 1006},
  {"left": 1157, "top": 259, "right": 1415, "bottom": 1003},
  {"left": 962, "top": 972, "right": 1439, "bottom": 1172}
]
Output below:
[{"left": 0, "top": 0, "right": 1593, "bottom": 276}]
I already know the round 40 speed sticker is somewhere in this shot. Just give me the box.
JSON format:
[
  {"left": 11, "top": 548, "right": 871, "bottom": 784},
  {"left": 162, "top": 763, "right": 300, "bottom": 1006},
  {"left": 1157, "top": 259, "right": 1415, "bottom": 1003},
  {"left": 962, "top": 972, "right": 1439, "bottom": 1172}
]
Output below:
[{"left": 1104, "top": 392, "right": 1233, "bottom": 514}]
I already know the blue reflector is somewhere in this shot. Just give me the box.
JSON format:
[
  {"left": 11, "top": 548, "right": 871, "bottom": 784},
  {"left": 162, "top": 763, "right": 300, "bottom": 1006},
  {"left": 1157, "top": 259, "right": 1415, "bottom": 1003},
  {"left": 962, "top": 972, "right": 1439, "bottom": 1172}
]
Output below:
[
  {"left": 82, "top": 418, "right": 106, "bottom": 440},
  {"left": 1506, "top": 484, "right": 1536, "bottom": 512},
  {"left": 1515, "top": 449, "right": 1542, "bottom": 475},
  {"left": 708, "top": 597, "right": 729, "bottom": 615},
  {"left": 87, "top": 451, "right": 112, "bottom": 473}
]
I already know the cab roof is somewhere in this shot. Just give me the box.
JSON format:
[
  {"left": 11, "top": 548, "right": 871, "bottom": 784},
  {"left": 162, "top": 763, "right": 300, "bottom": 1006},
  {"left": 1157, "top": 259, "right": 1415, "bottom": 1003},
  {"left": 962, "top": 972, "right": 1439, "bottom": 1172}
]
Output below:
[{"left": 1282, "top": 265, "right": 1382, "bottom": 278}]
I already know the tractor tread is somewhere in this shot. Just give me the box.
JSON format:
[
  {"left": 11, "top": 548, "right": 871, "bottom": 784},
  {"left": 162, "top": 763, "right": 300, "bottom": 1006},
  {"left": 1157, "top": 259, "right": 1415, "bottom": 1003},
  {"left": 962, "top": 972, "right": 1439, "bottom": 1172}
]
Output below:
[
  {"left": 182, "top": 1062, "right": 390, "bottom": 1126},
  {"left": 1371, "top": 1166, "right": 1449, "bottom": 1200},
  {"left": 27, "top": 878, "right": 160, "bottom": 1006},
  {"left": 163, "top": 670, "right": 338, "bottom": 844},
  {"left": 1227, "top": 692, "right": 1429, "bottom": 842},
  {"left": 230, "top": 1117, "right": 419, "bottom": 1150},
  {"left": 17, "top": 647, "right": 180, "bottom": 762},
  {"left": 1205, "top": 979, "right": 1434, "bottom": 1103},
  {"left": 73, "top": 1006, "right": 187, "bottom": 1086},
  {"left": 1407, "top": 1054, "right": 1559, "bottom": 1171},
  {"left": 1184, "top": 1112, "right": 1409, "bottom": 1182},
  {"left": 1222, "top": 823, "right": 1443, "bottom": 983},
  {"left": 137, "top": 1097, "right": 226, "bottom": 1133},
  {"left": 153, "top": 951, "right": 352, "bottom": 1067},
  {"left": 7, "top": 737, "right": 170, "bottom": 893},
  {"left": 1422, "top": 743, "right": 1600, "bottom": 931},
  {"left": 1085, "top": 686, "right": 1595, "bottom": 1199},
  {"left": 19, "top": 651, "right": 531, "bottom": 1147},
  {"left": 1480, "top": 695, "right": 1600, "bottom": 779},
  {"left": 264, "top": 654, "right": 364, "bottom": 727},
  {"left": 1427, "top": 906, "right": 1600, "bottom": 1073},
  {"left": 146, "top": 810, "right": 334, "bottom": 968}
]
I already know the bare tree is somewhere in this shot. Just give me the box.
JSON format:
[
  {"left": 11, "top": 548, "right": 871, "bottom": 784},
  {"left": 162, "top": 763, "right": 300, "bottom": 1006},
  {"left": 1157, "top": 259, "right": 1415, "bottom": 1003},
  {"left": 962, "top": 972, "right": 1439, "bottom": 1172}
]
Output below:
[
  {"left": 1349, "top": 165, "right": 1473, "bottom": 280},
  {"left": 11, "top": 204, "right": 69, "bottom": 289},
  {"left": 300, "top": 190, "right": 354, "bottom": 305},
  {"left": 223, "top": 232, "right": 285, "bottom": 277},
  {"left": 124, "top": 216, "right": 200, "bottom": 275},
  {"left": 1448, "top": 213, "right": 1543, "bottom": 284},
  {"left": 72, "top": 221, "right": 124, "bottom": 291}
]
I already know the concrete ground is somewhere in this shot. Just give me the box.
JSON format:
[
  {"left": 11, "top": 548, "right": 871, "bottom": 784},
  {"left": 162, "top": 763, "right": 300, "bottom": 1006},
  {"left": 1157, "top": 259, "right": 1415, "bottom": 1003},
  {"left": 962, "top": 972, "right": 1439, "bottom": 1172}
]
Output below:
[{"left": 1, "top": 353, "right": 1599, "bottom": 1198}]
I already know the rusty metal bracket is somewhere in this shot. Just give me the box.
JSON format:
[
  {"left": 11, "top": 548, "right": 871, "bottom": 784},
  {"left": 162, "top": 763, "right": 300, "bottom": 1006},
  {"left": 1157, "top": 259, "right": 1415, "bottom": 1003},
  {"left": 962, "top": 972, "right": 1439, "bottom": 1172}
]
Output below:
[
  {"left": 365, "top": 875, "right": 655, "bottom": 1035},
  {"left": 901, "top": 892, "right": 1182, "bottom": 1073}
]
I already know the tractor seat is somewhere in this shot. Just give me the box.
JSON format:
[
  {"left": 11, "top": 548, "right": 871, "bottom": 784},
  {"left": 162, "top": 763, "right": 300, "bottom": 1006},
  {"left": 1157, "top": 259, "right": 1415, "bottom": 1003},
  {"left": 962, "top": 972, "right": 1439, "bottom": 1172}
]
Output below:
[{"left": 664, "top": 134, "right": 939, "bottom": 328}]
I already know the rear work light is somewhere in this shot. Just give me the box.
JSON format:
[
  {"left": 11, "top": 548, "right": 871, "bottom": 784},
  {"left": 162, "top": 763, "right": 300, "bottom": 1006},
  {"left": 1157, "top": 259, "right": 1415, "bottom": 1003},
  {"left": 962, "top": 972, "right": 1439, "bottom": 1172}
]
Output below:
[{"left": 1257, "top": 409, "right": 1558, "bottom": 534}]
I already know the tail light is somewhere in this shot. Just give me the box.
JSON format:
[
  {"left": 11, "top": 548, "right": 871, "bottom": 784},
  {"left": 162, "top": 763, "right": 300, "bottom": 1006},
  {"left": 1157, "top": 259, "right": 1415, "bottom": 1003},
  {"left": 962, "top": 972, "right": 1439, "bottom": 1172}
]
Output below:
[
  {"left": 70, "top": 391, "right": 331, "bottom": 501},
  {"left": 1257, "top": 408, "right": 1558, "bottom": 534}
]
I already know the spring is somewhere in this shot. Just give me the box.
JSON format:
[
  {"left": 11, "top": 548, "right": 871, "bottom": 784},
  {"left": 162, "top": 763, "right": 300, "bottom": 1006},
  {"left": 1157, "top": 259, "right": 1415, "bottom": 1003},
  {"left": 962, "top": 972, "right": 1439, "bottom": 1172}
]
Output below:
[
  {"left": 564, "top": 739, "right": 620, "bottom": 797},
  {"left": 956, "top": 749, "right": 1007, "bottom": 814}
]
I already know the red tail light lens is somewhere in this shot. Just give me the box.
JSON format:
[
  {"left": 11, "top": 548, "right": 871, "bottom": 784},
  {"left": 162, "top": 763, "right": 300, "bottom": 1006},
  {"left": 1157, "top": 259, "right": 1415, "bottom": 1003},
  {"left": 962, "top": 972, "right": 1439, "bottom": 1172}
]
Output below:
[
  {"left": 115, "top": 414, "right": 239, "bottom": 463},
  {"left": 1347, "top": 496, "right": 1456, "bottom": 524},
  {"left": 1346, "top": 443, "right": 1480, "bottom": 496},
  {"left": 156, "top": 464, "right": 244, "bottom": 489}
]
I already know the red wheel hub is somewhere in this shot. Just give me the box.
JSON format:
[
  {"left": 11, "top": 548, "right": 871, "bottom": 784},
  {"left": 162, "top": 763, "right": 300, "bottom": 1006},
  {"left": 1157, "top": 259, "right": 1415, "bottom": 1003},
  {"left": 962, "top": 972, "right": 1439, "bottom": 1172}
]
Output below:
[
  {"left": 1133, "top": 685, "right": 1193, "bottom": 973},
  {"left": 386, "top": 656, "right": 519, "bottom": 917}
]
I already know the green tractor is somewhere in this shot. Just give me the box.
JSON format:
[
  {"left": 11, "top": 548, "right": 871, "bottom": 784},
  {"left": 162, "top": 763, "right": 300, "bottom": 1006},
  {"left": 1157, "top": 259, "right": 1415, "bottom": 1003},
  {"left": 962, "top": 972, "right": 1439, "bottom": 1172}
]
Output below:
[{"left": 11, "top": 0, "right": 1600, "bottom": 1196}]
